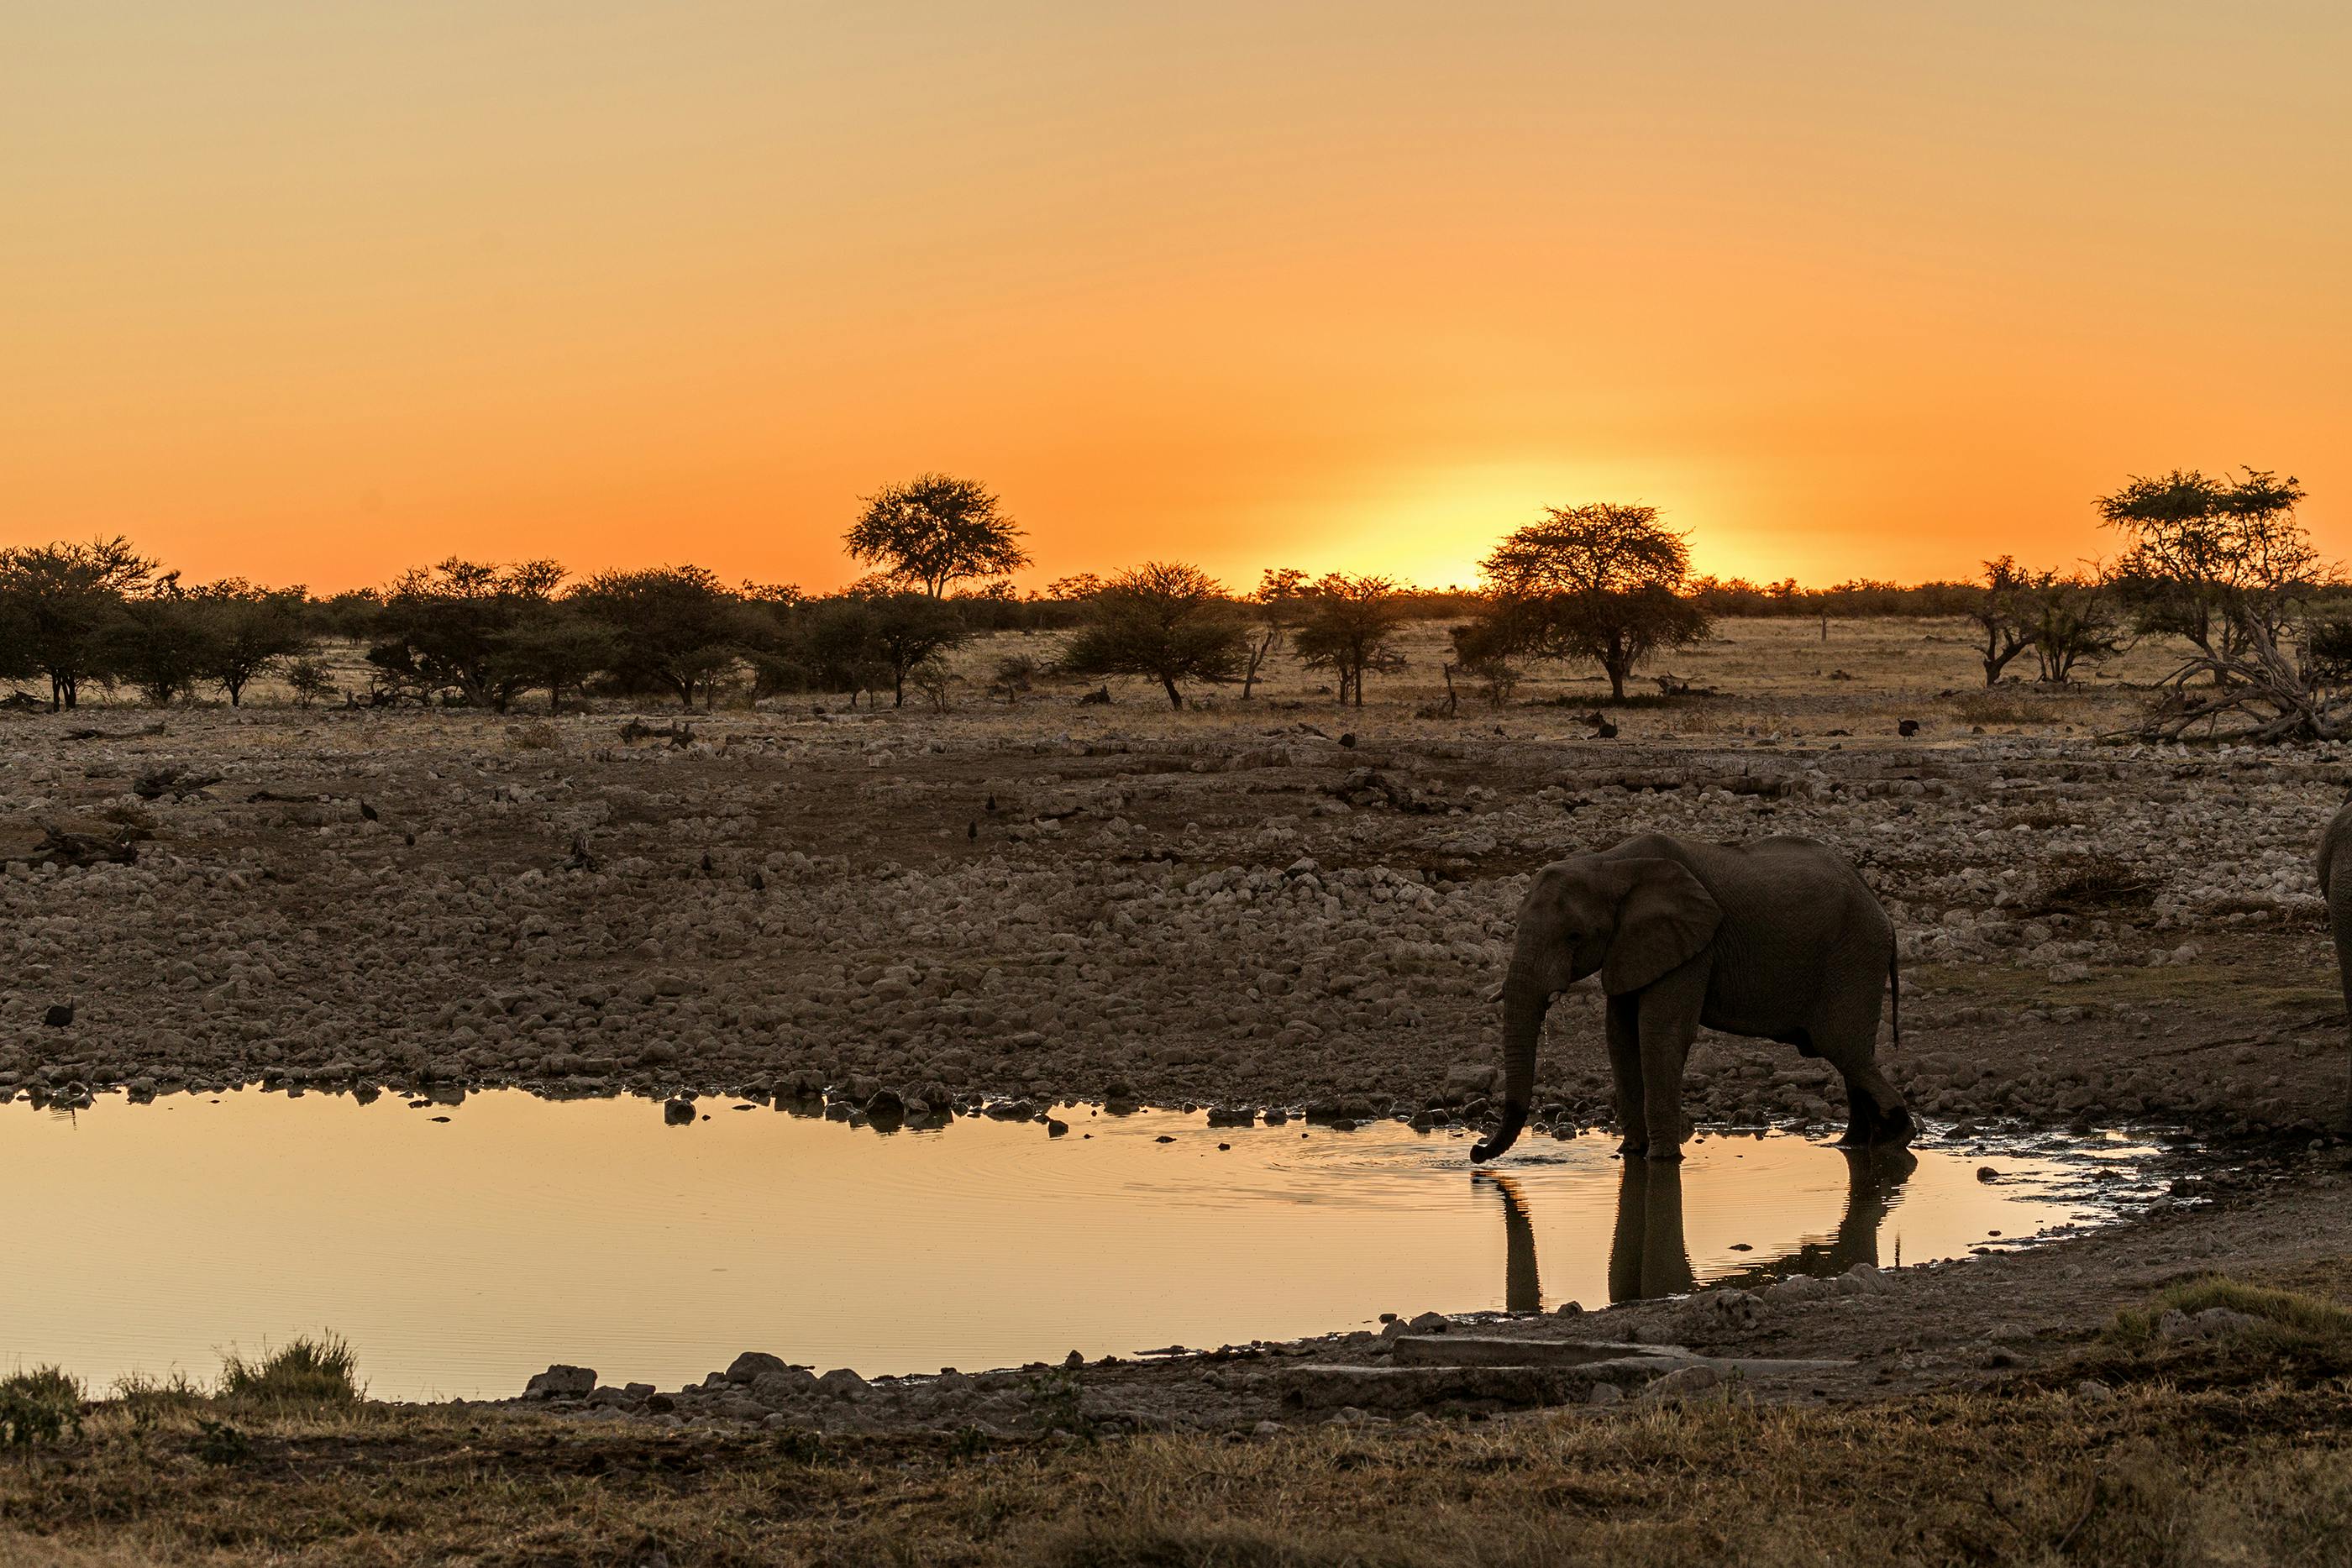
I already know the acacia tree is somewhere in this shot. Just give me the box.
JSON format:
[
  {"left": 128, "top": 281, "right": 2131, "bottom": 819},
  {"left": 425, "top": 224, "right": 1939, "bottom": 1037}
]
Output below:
[
  {"left": 0, "top": 537, "right": 155, "bottom": 710},
  {"left": 490, "top": 606, "right": 618, "bottom": 714},
  {"left": 2013, "top": 570, "right": 2125, "bottom": 684},
  {"left": 368, "top": 558, "right": 564, "bottom": 709},
  {"left": 2102, "top": 469, "right": 2309, "bottom": 665},
  {"left": 2098, "top": 469, "right": 2343, "bottom": 739},
  {"left": 1242, "top": 568, "right": 1309, "bottom": 699},
  {"left": 570, "top": 564, "right": 747, "bottom": 709},
  {"left": 1062, "top": 562, "right": 1247, "bottom": 709},
  {"left": 844, "top": 474, "right": 1029, "bottom": 599},
  {"left": 101, "top": 573, "right": 211, "bottom": 706},
  {"left": 1474, "top": 503, "right": 1709, "bottom": 700},
  {"left": 858, "top": 587, "right": 971, "bottom": 709},
  {"left": 189, "top": 580, "right": 313, "bottom": 705},
  {"left": 1292, "top": 573, "right": 1408, "bottom": 706},
  {"left": 1966, "top": 557, "right": 2035, "bottom": 687}
]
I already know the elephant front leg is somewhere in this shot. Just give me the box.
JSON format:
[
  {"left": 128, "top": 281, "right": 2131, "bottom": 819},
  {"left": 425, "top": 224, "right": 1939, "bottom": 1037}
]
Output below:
[
  {"left": 1636, "top": 967, "right": 1706, "bottom": 1161},
  {"left": 1605, "top": 993, "right": 1646, "bottom": 1156}
]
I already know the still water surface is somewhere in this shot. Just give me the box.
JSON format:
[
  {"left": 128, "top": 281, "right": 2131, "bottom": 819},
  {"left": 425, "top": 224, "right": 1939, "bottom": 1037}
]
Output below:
[{"left": 1, "top": 1091, "right": 2159, "bottom": 1400}]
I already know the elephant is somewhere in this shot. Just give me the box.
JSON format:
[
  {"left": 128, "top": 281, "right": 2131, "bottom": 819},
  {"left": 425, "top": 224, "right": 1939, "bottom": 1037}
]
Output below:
[
  {"left": 2318, "top": 803, "right": 2352, "bottom": 1127},
  {"left": 1470, "top": 831, "right": 1912, "bottom": 1164}
]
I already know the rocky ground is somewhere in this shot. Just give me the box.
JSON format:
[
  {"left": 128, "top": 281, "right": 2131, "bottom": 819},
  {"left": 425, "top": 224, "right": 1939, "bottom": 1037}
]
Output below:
[{"left": 2, "top": 618, "right": 2344, "bottom": 1146}]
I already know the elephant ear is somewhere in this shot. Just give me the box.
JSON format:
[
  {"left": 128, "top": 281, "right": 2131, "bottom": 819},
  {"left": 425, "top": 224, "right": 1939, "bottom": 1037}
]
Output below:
[{"left": 1601, "top": 858, "right": 1723, "bottom": 995}]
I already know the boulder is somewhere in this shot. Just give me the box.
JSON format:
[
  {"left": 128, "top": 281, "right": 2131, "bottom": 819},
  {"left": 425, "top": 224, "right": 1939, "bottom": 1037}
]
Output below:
[
  {"left": 1639, "top": 1364, "right": 1722, "bottom": 1401},
  {"left": 816, "top": 1367, "right": 871, "bottom": 1400},
  {"left": 523, "top": 1364, "right": 596, "bottom": 1400},
  {"left": 726, "top": 1351, "right": 792, "bottom": 1384}
]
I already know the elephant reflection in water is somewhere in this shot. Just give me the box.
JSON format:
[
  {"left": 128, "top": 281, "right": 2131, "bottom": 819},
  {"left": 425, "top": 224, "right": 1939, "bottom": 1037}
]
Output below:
[
  {"left": 1482, "top": 1146, "right": 1921, "bottom": 1308},
  {"left": 1477, "top": 1173, "right": 1546, "bottom": 1313}
]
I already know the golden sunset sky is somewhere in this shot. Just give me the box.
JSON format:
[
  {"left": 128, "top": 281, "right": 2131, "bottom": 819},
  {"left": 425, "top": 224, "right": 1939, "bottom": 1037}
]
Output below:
[{"left": 5, "top": 3, "right": 2346, "bottom": 595}]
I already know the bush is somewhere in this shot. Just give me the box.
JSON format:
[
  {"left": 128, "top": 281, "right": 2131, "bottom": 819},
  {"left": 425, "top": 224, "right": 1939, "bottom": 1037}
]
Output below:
[
  {"left": 219, "top": 1335, "right": 361, "bottom": 1407},
  {"left": 0, "top": 1366, "right": 83, "bottom": 1450},
  {"left": 284, "top": 655, "right": 337, "bottom": 707}
]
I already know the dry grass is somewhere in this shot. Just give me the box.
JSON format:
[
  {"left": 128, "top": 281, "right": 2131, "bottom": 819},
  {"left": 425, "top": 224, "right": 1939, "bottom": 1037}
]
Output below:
[
  {"left": 216, "top": 1334, "right": 362, "bottom": 1408},
  {"left": 6, "top": 1282, "right": 2352, "bottom": 1565}
]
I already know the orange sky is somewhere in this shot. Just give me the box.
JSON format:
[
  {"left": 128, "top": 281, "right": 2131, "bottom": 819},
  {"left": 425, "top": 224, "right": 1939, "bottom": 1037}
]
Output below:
[{"left": 4, "top": 3, "right": 2346, "bottom": 595}]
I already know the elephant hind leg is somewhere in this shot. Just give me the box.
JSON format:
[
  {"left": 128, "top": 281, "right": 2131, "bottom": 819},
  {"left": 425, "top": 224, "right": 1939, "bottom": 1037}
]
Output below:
[{"left": 1831, "top": 1057, "right": 1913, "bottom": 1147}]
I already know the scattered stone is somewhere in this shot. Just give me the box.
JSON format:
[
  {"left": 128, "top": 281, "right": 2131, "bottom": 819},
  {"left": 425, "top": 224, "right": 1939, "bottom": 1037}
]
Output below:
[
  {"left": 524, "top": 1365, "right": 597, "bottom": 1400},
  {"left": 1641, "top": 1364, "right": 1721, "bottom": 1401}
]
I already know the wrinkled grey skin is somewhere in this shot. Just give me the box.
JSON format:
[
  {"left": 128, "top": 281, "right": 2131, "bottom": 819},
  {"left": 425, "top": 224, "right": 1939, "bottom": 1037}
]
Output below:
[
  {"left": 2316, "top": 803, "right": 2352, "bottom": 1128},
  {"left": 1471, "top": 831, "right": 1912, "bottom": 1164}
]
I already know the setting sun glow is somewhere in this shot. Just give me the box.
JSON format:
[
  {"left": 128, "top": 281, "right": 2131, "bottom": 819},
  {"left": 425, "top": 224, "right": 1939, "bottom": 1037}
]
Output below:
[{"left": 6, "top": 3, "right": 2345, "bottom": 591}]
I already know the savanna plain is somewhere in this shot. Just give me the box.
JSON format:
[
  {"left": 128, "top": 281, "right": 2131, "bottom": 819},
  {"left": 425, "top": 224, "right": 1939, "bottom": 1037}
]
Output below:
[{"left": 9, "top": 618, "right": 2352, "bottom": 1566}]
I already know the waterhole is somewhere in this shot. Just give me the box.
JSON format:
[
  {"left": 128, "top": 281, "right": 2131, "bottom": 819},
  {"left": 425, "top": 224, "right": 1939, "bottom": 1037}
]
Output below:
[{"left": 3, "top": 1091, "right": 2162, "bottom": 1400}]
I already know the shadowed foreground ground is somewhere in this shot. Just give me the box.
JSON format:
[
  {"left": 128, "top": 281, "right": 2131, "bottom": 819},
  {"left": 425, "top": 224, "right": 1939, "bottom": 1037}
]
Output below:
[{"left": 7, "top": 1268, "right": 2352, "bottom": 1567}]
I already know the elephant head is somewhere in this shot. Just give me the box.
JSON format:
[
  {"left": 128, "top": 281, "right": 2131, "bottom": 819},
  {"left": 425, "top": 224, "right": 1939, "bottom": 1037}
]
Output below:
[{"left": 1471, "top": 856, "right": 1721, "bottom": 1163}]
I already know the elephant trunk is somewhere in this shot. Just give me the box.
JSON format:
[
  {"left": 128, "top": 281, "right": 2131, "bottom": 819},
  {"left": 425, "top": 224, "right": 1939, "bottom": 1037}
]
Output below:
[{"left": 1471, "top": 968, "right": 1550, "bottom": 1162}]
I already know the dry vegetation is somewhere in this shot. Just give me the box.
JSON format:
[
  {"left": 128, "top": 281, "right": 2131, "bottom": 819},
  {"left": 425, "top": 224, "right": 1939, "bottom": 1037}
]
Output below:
[{"left": 6, "top": 1266, "right": 2352, "bottom": 1565}]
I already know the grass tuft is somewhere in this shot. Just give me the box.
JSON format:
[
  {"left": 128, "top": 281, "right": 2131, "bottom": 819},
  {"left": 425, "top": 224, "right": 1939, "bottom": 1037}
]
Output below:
[
  {"left": 111, "top": 1369, "right": 210, "bottom": 1415},
  {"left": 2109, "top": 1276, "right": 2352, "bottom": 1350},
  {"left": 218, "top": 1334, "right": 362, "bottom": 1408},
  {"left": 0, "top": 1366, "right": 83, "bottom": 1450}
]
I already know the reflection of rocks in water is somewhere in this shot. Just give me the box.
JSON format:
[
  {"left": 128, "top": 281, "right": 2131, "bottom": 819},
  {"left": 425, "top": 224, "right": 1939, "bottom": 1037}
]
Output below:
[
  {"left": 1598, "top": 1145, "right": 1921, "bottom": 1303},
  {"left": 1609, "top": 1160, "right": 1696, "bottom": 1303},
  {"left": 1474, "top": 1173, "right": 1542, "bottom": 1313}
]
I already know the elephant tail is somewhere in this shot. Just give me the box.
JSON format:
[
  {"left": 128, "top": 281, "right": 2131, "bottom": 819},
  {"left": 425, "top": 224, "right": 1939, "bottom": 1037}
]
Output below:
[{"left": 1887, "top": 946, "right": 1901, "bottom": 1051}]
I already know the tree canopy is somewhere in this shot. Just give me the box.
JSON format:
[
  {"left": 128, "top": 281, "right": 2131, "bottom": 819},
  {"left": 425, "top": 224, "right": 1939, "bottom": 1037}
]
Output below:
[
  {"left": 1475, "top": 504, "right": 1709, "bottom": 700},
  {"left": 1061, "top": 562, "right": 1247, "bottom": 708},
  {"left": 844, "top": 474, "right": 1029, "bottom": 599}
]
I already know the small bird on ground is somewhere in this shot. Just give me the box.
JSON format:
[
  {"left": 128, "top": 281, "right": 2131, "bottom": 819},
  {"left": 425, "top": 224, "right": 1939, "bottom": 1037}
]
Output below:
[
  {"left": 1898, "top": 718, "right": 1921, "bottom": 737},
  {"left": 968, "top": 821, "right": 979, "bottom": 841},
  {"left": 359, "top": 800, "right": 379, "bottom": 821},
  {"left": 984, "top": 794, "right": 997, "bottom": 813}
]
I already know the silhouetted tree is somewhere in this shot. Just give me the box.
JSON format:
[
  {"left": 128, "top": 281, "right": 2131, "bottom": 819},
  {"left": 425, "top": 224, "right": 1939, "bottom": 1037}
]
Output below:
[
  {"left": 1474, "top": 504, "right": 1709, "bottom": 700},
  {"left": 1966, "top": 557, "right": 2035, "bottom": 687},
  {"left": 800, "top": 597, "right": 890, "bottom": 705},
  {"left": 845, "top": 474, "right": 1029, "bottom": 599},
  {"left": 1446, "top": 616, "right": 1521, "bottom": 711},
  {"left": 2102, "top": 469, "right": 2313, "bottom": 667},
  {"left": 1242, "top": 567, "right": 1310, "bottom": 699},
  {"left": 368, "top": 559, "right": 564, "bottom": 709},
  {"left": 188, "top": 580, "right": 312, "bottom": 705},
  {"left": 859, "top": 589, "right": 972, "bottom": 709},
  {"left": 1062, "top": 562, "right": 1246, "bottom": 708},
  {"left": 491, "top": 607, "right": 619, "bottom": 714},
  {"left": 1291, "top": 574, "right": 1408, "bottom": 705},
  {"left": 570, "top": 565, "right": 744, "bottom": 709},
  {"left": 314, "top": 588, "right": 385, "bottom": 643},
  {"left": 101, "top": 574, "right": 210, "bottom": 706},
  {"left": 2100, "top": 469, "right": 2346, "bottom": 739},
  {"left": 2013, "top": 570, "right": 2124, "bottom": 684},
  {"left": 0, "top": 537, "right": 155, "bottom": 710}
]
